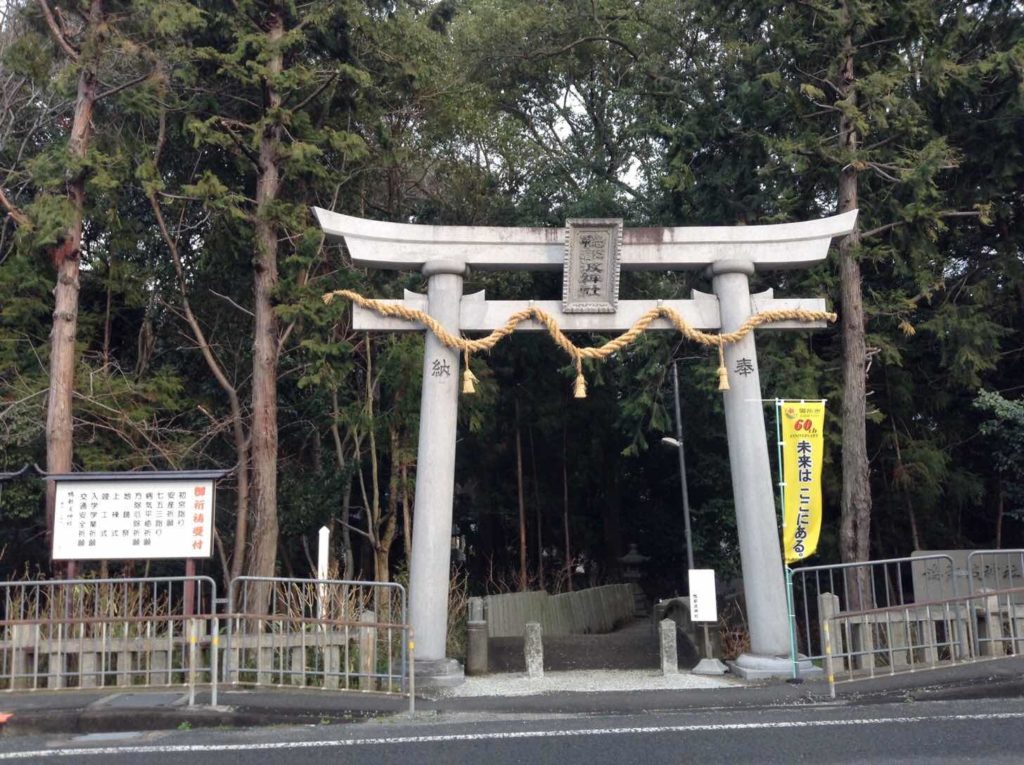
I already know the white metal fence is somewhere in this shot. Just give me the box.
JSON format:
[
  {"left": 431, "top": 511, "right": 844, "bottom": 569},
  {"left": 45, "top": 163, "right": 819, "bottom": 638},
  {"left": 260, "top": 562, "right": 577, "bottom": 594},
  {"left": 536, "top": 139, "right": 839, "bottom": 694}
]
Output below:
[
  {"left": 0, "top": 575, "right": 412, "bottom": 707},
  {"left": 0, "top": 576, "right": 218, "bottom": 705},
  {"left": 224, "top": 576, "right": 408, "bottom": 693},
  {"left": 793, "top": 551, "right": 1024, "bottom": 683}
]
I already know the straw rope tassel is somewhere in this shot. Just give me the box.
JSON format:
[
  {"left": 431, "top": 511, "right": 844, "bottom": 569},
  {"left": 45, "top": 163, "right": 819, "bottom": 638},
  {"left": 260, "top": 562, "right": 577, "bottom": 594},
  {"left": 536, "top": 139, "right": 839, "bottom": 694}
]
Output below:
[
  {"left": 716, "top": 342, "right": 730, "bottom": 392},
  {"left": 462, "top": 349, "right": 478, "bottom": 395},
  {"left": 573, "top": 357, "right": 587, "bottom": 399}
]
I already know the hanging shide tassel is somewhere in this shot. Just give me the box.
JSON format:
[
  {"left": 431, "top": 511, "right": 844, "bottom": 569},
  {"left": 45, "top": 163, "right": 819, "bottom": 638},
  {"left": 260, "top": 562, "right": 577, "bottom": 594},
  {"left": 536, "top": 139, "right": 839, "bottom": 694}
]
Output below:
[
  {"left": 573, "top": 358, "right": 587, "bottom": 399},
  {"left": 462, "top": 350, "right": 478, "bottom": 395},
  {"left": 716, "top": 342, "right": 730, "bottom": 392}
]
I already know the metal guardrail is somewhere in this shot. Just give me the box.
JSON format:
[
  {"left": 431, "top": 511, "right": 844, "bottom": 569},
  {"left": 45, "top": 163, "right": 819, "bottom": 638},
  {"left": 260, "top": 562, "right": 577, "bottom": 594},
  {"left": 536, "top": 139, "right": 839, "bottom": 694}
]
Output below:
[
  {"left": 966, "top": 550, "right": 1024, "bottom": 597},
  {"left": 822, "top": 584, "right": 1024, "bottom": 685},
  {"left": 0, "top": 575, "right": 413, "bottom": 710},
  {"left": 790, "top": 554, "right": 956, "bottom": 663},
  {"left": 792, "top": 551, "right": 1024, "bottom": 689},
  {"left": 223, "top": 576, "right": 409, "bottom": 700},
  {"left": 0, "top": 576, "right": 218, "bottom": 706}
]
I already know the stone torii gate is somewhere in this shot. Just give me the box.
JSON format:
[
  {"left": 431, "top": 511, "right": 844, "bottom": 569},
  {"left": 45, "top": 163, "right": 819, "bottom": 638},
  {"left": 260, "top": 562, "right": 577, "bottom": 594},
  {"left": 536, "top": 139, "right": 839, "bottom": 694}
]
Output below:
[{"left": 315, "top": 208, "right": 857, "bottom": 685}]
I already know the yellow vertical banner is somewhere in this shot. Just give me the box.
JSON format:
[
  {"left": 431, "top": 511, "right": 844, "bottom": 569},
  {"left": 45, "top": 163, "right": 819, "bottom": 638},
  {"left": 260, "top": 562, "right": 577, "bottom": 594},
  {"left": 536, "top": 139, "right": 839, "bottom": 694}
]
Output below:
[{"left": 780, "top": 401, "right": 825, "bottom": 565}]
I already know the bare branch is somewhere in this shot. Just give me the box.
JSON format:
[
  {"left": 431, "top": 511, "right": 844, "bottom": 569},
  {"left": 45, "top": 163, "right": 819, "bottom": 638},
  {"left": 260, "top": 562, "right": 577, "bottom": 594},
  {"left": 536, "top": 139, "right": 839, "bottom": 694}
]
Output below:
[
  {"left": 863, "top": 162, "right": 901, "bottom": 183},
  {"left": 862, "top": 210, "right": 984, "bottom": 240},
  {"left": 534, "top": 35, "right": 640, "bottom": 62},
  {"left": 96, "top": 70, "right": 155, "bottom": 102},
  {"left": 0, "top": 387, "right": 47, "bottom": 420},
  {"left": 208, "top": 289, "right": 255, "bottom": 317},
  {"left": 35, "top": 0, "right": 79, "bottom": 61},
  {"left": 336, "top": 517, "right": 373, "bottom": 542},
  {"left": 794, "top": 65, "right": 842, "bottom": 97},
  {"left": 0, "top": 187, "right": 30, "bottom": 227},
  {"left": 288, "top": 70, "right": 339, "bottom": 112},
  {"left": 860, "top": 221, "right": 900, "bottom": 239}
]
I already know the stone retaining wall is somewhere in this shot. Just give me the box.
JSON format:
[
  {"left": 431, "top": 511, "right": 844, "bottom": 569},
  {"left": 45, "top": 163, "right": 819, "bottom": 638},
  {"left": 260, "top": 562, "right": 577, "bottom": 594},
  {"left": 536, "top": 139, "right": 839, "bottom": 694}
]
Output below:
[{"left": 478, "top": 584, "right": 636, "bottom": 638}]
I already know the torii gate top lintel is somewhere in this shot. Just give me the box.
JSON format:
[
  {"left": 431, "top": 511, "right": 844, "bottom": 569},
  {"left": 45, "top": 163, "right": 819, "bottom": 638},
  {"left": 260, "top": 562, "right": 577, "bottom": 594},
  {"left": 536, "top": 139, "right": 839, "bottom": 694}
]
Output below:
[{"left": 313, "top": 208, "right": 858, "bottom": 272}]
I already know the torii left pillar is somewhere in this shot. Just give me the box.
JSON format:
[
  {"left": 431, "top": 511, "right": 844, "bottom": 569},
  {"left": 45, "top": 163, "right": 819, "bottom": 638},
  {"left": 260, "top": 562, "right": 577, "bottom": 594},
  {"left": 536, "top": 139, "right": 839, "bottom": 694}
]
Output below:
[{"left": 408, "top": 259, "right": 466, "bottom": 686}]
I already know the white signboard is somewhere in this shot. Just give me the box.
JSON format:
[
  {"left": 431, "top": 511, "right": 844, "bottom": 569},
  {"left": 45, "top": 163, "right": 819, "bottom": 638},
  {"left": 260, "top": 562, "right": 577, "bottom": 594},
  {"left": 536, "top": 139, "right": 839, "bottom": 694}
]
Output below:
[
  {"left": 688, "top": 569, "right": 718, "bottom": 623},
  {"left": 52, "top": 478, "right": 215, "bottom": 560}
]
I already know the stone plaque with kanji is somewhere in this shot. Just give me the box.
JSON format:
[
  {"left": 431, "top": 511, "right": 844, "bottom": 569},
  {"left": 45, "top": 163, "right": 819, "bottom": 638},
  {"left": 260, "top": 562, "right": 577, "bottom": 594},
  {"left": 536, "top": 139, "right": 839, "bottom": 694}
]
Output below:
[{"left": 562, "top": 218, "right": 622, "bottom": 313}]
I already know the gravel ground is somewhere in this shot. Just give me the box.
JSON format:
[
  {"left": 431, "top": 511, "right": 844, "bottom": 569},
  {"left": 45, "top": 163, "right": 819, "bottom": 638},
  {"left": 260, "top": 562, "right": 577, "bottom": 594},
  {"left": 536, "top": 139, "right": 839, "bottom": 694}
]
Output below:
[{"left": 445, "top": 669, "right": 740, "bottom": 697}]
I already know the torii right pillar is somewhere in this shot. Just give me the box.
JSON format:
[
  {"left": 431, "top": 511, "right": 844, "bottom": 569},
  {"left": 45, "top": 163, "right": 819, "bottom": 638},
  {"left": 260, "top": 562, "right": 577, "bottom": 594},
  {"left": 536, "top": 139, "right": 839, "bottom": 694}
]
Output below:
[{"left": 712, "top": 259, "right": 811, "bottom": 678}]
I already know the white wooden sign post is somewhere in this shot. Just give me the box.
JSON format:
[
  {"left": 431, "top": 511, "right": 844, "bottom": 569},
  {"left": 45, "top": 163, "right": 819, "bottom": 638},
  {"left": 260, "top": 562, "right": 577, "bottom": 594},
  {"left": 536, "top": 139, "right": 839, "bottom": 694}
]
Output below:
[
  {"left": 317, "top": 525, "right": 330, "bottom": 621},
  {"left": 688, "top": 568, "right": 729, "bottom": 675},
  {"left": 688, "top": 569, "right": 718, "bottom": 623},
  {"left": 315, "top": 208, "right": 855, "bottom": 685}
]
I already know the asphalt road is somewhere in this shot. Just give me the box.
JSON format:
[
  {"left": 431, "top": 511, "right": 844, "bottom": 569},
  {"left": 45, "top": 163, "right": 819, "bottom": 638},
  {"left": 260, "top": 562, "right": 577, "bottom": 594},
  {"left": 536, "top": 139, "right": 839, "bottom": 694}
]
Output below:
[{"left": 3, "top": 697, "right": 1024, "bottom": 764}]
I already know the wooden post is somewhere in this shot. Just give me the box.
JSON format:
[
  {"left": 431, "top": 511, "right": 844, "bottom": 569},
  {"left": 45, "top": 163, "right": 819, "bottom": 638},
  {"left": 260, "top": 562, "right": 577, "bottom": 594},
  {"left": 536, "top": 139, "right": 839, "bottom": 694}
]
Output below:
[
  {"left": 359, "top": 610, "right": 377, "bottom": 691},
  {"left": 183, "top": 558, "right": 196, "bottom": 617}
]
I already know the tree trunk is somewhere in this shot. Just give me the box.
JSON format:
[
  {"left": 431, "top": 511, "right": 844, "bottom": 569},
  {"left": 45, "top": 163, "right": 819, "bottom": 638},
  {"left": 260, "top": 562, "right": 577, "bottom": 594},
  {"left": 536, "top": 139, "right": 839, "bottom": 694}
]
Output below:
[
  {"left": 889, "top": 415, "right": 921, "bottom": 551},
  {"left": 44, "top": 0, "right": 103, "bottom": 548},
  {"left": 401, "top": 461, "right": 412, "bottom": 561},
  {"left": 995, "top": 483, "right": 1004, "bottom": 549},
  {"left": 836, "top": 11, "right": 872, "bottom": 608},
  {"left": 562, "top": 420, "right": 572, "bottom": 592},
  {"left": 329, "top": 389, "right": 355, "bottom": 579},
  {"left": 340, "top": 472, "right": 355, "bottom": 580},
  {"left": 101, "top": 255, "right": 112, "bottom": 371},
  {"left": 245, "top": 9, "right": 284, "bottom": 584},
  {"left": 529, "top": 427, "right": 544, "bottom": 590},
  {"left": 372, "top": 424, "right": 403, "bottom": 584},
  {"left": 515, "top": 400, "right": 528, "bottom": 592}
]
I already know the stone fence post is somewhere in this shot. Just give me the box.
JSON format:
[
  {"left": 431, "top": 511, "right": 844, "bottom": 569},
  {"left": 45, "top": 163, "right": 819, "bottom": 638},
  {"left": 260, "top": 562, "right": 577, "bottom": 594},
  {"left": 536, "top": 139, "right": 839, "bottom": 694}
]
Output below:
[{"left": 524, "top": 622, "right": 543, "bottom": 679}]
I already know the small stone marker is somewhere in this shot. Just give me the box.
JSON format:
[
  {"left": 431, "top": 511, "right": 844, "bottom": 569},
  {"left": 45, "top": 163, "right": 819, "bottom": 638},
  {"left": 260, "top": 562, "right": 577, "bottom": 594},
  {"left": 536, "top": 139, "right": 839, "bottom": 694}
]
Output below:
[
  {"left": 659, "top": 619, "right": 678, "bottom": 675},
  {"left": 524, "top": 622, "right": 543, "bottom": 679},
  {"left": 466, "top": 597, "right": 488, "bottom": 676}
]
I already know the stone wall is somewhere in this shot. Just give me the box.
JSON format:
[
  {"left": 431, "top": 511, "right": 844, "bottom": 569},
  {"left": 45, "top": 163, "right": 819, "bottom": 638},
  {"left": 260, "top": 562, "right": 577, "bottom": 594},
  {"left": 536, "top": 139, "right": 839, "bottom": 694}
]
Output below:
[{"left": 479, "top": 584, "right": 636, "bottom": 638}]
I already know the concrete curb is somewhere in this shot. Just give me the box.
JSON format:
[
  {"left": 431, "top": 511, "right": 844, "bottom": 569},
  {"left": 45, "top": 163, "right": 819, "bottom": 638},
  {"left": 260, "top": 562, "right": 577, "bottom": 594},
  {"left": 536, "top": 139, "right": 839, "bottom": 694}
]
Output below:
[{"left": 1, "top": 705, "right": 366, "bottom": 737}]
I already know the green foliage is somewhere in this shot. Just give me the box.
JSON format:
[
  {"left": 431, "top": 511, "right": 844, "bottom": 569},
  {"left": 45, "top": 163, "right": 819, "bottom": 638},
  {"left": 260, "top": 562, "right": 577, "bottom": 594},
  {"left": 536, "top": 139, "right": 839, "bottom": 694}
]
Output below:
[
  {"left": 0, "top": 0, "right": 1021, "bottom": 585},
  {"left": 975, "top": 391, "right": 1024, "bottom": 521}
]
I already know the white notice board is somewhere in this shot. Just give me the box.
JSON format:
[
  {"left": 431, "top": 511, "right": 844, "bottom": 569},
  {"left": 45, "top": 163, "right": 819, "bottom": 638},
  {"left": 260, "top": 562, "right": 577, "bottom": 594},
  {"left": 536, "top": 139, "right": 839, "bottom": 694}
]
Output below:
[
  {"left": 688, "top": 569, "right": 718, "bottom": 623},
  {"left": 52, "top": 479, "right": 215, "bottom": 560}
]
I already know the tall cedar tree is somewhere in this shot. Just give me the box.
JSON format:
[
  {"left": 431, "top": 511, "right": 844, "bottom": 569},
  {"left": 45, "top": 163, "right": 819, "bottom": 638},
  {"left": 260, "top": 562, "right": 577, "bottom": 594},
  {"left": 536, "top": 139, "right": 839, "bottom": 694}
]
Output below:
[
  {"left": 179, "top": 0, "right": 369, "bottom": 581},
  {"left": 0, "top": 0, "right": 196, "bottom": 548}
]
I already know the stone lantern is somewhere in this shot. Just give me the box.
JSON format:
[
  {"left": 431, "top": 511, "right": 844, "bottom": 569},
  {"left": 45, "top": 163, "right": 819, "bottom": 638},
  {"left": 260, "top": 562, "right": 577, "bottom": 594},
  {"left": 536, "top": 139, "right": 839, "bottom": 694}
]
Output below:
[{"left": 619, "top": 543, "right": 650, "bottom": 617}]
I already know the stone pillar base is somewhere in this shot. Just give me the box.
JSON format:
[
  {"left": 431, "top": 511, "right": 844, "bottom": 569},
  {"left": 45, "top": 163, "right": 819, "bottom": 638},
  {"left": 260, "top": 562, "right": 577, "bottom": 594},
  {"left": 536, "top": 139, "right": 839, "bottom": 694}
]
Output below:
[
  {"left": 728, "top": 652, "right": 822, "bottom": 680},
  {"left": 414, "top": 657, "right": 465, "bottom": 691},
  {"left": 692, "top": 658, "right": 729, "bottom": 675}
]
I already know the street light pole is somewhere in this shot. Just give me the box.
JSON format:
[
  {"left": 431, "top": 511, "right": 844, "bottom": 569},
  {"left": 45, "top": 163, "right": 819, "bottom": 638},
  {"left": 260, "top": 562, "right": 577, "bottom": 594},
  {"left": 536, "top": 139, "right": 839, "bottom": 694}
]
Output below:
[
  {"left": 667, "top": 360, "right": 694, "bottom": 572},
  {"left": 661, "top": 364, "right": 727, "bottom": 676}
]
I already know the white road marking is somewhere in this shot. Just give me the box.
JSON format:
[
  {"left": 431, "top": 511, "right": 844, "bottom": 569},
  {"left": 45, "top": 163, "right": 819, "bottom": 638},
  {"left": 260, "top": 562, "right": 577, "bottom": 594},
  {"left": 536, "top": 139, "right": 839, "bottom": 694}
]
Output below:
[{"left": 2, "top": 712, "right": 1023, "bottom": 760}]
